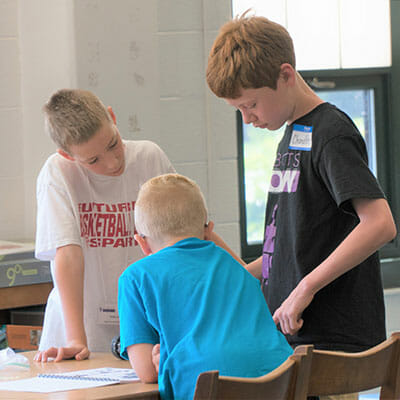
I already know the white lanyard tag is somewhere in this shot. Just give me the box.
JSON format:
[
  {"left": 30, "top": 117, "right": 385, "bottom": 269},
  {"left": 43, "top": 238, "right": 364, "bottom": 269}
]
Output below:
[{"left": 97, "top": 304, "right": 119, "bottom": 325}]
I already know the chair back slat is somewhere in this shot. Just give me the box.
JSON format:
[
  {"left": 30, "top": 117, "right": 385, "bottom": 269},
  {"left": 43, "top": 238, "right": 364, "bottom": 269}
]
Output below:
[
  {"left": 194, "top": 371, "right": 219, "bottom": 399},
  {"left": 193, "top": 355, "right": 303, "bottom": 400},
  {"left": 294, "top": 332, "right": 400, "bottom": 400},
  {"left": 216, "top": 358, "right": 297, "bottom": 400},
  {"left": 193, "top": 333, "right": 400, "bottom": 400},
  {"left": 381, "top": 332, "right": 400, "bottom": 400}
]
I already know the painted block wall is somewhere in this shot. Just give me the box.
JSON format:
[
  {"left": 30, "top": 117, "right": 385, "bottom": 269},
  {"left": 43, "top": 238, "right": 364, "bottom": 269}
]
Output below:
[
  {"left": 0, "top": 0, "right": 240, "bottom": 255},
  {"left": 0, "top": 0, "right": 24, "bottom": 239},
  {"left": 70, "top": 0, "right": 240, "bottom": 254},
  {"left": 0, "top": 0, "right": 76, "bottom": 241},
  {"left": 0, "top": 0, "right": 397, "bottom": 334}
]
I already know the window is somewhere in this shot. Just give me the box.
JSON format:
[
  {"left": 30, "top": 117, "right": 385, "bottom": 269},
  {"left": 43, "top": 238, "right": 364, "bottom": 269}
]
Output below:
[
  {"left": 234, "top": 1, "right": 400, "bottom": 288},
  {"left": 232, "top": 0, "right": 392, "bottom": 70}
]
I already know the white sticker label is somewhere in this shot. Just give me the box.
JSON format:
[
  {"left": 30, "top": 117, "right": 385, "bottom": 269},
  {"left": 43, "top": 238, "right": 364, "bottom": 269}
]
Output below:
[
  {"left": 289, "top": 124, "right": 312, "bottom": 151},
  {"left": 98, "top": 304, "right": 119, "bottom": 325}
]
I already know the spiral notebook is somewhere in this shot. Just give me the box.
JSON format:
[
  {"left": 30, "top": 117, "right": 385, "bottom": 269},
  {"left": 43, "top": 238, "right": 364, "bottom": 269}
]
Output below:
[{"left": 0, "top": 367, "right": 139, "bottom": 393}]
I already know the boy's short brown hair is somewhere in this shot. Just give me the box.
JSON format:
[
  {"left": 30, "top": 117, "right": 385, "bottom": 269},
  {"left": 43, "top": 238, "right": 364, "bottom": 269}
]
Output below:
[
  {"left": 206, "top": 13, "right": 296, "bottom": 99},
  {"left": 43, "top": 89, "right": 113, "bottom": 152},
  {"left": 134, "top": 173, "right": 208, "bottom": 244}
]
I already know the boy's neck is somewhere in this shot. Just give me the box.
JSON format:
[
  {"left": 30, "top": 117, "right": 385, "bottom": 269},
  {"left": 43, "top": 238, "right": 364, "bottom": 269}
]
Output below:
[
  {"left": 288, "top": 72, "right": 324, "bottom": 125},
  {"left": 152, "top": 235, "right": 202, "bottom": 253}
]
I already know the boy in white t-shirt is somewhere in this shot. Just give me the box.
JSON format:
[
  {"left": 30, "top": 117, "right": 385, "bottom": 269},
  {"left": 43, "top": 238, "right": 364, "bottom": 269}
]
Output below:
[{"left": 34, "top": 89, "right": 174, "bottom": 362}]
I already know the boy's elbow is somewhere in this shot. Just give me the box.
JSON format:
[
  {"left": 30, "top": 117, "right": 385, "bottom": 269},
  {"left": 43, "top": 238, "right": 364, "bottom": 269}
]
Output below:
[
  {"left": 127, "top": 343, "right": 158, "bottom": 384},
  {"left": 130, "top": 363, "right": 158, "bottom": 384},
  {"left": 380, "top": 213, "right": 397, "bottom": 244},
  {"left": 388, "top": 221, "right": 397, "bottom": 242},
  {"left": 139, "top": 372, "right": 158, "bottom": 384}
]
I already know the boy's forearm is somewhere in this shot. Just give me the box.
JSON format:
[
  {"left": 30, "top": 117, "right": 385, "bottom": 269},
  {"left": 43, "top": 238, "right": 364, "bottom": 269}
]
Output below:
[
  {"left": 246, "top": 256, "right": 263, "bottom": 279},
  {"left": 127, "top": 344, "right": 158, "bottom": 383},
  {"left": 54, "top": 244, "right": 88, "bottom": 347},
  {"left": 273, "top": 198, "right": 397, "bottom": 335},
  {"left": 209, "top": 231, "right": 263, "bottom": 278},
  {"left": 208, "top": 231, "right": 246, "bottom": 266}
]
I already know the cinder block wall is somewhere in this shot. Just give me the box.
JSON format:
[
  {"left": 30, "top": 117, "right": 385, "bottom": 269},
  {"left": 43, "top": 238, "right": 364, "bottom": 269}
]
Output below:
[
  {"left": 71, "top": 0, "right": 241, "bottom": 254},
  {"left": 0, "top": 0, "right": 24, "bottom": 240},
  {"left": 0, "top": 0, "right": 240, "bottom": 255},
  {"left": 0, "top": 0, "right": 75, "bottom": 242},
  {"left": 0, "top": 0, "right": 397, "bottom": 335}
]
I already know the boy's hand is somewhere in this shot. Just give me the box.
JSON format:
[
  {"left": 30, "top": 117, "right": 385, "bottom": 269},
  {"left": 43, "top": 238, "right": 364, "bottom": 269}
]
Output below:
[
  {"left": 151, "top": 344, "right": 160, "bottom": 374},
  {"left": 34, "top": 344, "right": 90, "bottom": 363},
  {"left": 272, "top": 281, "right": 314, "bottom": 336}
]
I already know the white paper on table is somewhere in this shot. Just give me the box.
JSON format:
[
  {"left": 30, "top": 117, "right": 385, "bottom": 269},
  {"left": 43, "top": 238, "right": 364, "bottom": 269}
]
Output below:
[{"left": 0, "top": 367, "right": 139, "bottom": 393}]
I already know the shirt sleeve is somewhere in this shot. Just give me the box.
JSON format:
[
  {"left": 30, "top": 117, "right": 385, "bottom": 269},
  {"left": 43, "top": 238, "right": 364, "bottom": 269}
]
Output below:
[
  {"left": 156, "top": 143, "right": 175, "bottom": 174},
  {"left": 35, "top": 171, "right": 81, "bottom": 261},
  {"left": 118, "top": 270, "right": 159, "bottom": 360},
  {"left": 317, "top": 131, "right": 384, "bottom": 210},
  {"left": 143, "top": 141, "right": 175, "bottom": 175}
]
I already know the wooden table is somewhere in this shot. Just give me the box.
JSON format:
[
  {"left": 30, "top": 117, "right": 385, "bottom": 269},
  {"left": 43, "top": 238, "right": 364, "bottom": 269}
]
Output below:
[{"left": 0, "top": 351, "right": 160, "bottom": 400}]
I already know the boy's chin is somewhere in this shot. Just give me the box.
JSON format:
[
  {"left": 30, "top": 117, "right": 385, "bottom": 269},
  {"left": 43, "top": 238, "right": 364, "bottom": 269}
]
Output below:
[{"left": 106, "top": 162, "right": 125, "bottom": 176}]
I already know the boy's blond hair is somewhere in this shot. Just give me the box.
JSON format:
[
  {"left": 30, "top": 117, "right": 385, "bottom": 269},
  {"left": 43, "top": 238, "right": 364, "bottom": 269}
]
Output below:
[
  {"left": 43, "top": 89, "right": 113, "bottom": 152},
  {"left": 206, "top": 13, "right": 295, "bottom": 99},
  {"left": 135, "top": 174, "right": 208, "bottom": 244}
]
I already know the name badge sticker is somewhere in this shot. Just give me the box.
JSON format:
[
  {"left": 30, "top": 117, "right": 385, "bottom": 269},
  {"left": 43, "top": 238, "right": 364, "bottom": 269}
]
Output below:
[
  {"left": 98, "top": 304, "right": 119, "bottom": 325},
  {"left": 289, "top": 124, "right": 312, "bottom": 151}
]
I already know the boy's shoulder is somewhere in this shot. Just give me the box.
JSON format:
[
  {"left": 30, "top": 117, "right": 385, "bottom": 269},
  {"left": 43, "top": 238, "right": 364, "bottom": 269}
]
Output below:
[
  {"left": 121, "top": 238, "right": 211, "bottom": 275},
  {"left": 121, "top": 238, "right": 249, "bottom": 283},
  {"left": 37, "top": 152, "right": 76, "bottom": 182},
  {"left": 300, "top": 102, "right": 350, "bottom": 127},
  {"left": 119, "top": 247, "right": 166, "bottom": 285},
  {"left": 298, "top": 102, "right": 362, "bottom": 145},
  {"left": 124, "top": 139, "right": 172, "bottom": 168},
  {"left": 124, "top": 139, "right": 163, "bottom": 157}
]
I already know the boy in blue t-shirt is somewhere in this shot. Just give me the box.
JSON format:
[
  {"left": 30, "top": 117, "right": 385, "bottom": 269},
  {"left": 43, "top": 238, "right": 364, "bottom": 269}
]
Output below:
[{"left": 118, "top": 173, "right": 293, "bottom": 399}]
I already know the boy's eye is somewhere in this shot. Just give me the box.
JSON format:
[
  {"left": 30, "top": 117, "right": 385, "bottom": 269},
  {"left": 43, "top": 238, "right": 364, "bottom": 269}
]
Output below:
[
  {"left": 88, "top": 158, "right": 98, "bottom": 165},
  {"left": 109, "top": 139, "right": 118, "bottom": 149},
  {"left": 249, "top": 103, "right": 256, "bottom": 109}
]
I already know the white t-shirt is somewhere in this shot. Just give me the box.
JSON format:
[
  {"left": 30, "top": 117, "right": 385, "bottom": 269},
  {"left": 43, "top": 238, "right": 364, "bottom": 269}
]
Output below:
[{"left": 36, "top": 140, "right": 174, "bottom": 352}]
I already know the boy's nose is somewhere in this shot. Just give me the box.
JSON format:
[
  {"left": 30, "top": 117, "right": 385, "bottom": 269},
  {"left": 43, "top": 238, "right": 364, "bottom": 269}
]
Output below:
[
  {"left": 241, "top": 110, "right": 255, "bottom": 125},
  {"left": 105, "top": 154, "right": 120, "bottom": 171}
]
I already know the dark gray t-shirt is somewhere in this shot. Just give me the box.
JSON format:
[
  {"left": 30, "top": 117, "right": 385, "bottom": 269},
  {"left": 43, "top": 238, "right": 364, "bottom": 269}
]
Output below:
[{"left": 262, "top": 102, "right": 386, "bottom": 352}]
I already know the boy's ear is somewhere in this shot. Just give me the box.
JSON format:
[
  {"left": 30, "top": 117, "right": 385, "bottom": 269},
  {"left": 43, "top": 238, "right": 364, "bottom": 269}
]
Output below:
[
  {"left": 280, "top": 63, "right": 295, "bottom": 84},
  {"left": 107, "top": 106, "right": 117, "bottom": 125},
  {"left": 57, "top": 148, "right": 75, "bottom": 161},
  {"left": 204, "top": 221, "right": 215, "bottom": 240},
  {"left": 134, "top": 234, "right": 152, "bottom": 256}
]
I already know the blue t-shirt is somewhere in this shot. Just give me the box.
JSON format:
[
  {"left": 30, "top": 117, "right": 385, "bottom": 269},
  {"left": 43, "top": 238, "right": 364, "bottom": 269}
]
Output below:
[{"left": 118, "top": 238, "right": 292, "bottom": 399}]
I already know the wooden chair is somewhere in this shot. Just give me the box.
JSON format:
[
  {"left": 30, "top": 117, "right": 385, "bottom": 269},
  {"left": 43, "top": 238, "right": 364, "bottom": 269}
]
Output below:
[
  {"left": 193, "top": 348, "right": 310, "bottom": 400},
  {"left": 294, "top": 331, "right": 400, "bottom": 400}
]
